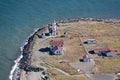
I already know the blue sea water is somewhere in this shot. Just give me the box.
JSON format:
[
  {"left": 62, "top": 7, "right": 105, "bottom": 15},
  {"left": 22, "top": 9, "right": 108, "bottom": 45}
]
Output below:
[{"left": 0, "top": 0, "right": 120, "bottom": 80}]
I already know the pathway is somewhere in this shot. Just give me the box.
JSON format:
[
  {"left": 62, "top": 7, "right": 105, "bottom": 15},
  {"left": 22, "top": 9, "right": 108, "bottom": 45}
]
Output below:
[{"left": 54, "top": 67, "right": 70, "bottom": 76}]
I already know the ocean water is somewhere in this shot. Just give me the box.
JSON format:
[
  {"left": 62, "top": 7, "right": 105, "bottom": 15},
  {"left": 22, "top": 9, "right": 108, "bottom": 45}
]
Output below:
[{"left": 0, "top": 0, "right": 120, "bottom": 80}]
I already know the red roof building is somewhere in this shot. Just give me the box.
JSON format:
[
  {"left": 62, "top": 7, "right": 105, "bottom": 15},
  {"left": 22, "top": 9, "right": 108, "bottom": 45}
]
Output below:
[
  {"left": 94, "top": 46, "right": 115, "bottom": 52},
  {"left": 50, "top": 40, "right": 64, "bottom": 55},
  {"left": 53, "top": 46, "right": 63, "bottom": 52},
  {"left": 50, "top": 40, "right": 64, "bottom": 46},
  {"left": 94, "top": 46, "right": 115, "bottom": 57}
]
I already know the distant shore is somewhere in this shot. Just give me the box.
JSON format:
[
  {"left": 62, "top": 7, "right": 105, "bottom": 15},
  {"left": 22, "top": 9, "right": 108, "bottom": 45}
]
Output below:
[{"left": 9, "top": 18, "right": 120, "bottom": 80}]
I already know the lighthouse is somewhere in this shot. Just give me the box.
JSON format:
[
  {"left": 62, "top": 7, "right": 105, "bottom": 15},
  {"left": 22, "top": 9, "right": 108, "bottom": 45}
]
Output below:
[{"left": 51, "top": 21, "right": 57, "bottom": 36}]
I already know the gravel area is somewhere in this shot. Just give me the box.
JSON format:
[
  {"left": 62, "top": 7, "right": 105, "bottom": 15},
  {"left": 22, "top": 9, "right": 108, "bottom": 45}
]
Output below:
[
  {"left": 87, "top": 74, "right": 115, "bottom": 80},
  {"left": 70, "top": 61, "right": 95, "bottom": 74}
]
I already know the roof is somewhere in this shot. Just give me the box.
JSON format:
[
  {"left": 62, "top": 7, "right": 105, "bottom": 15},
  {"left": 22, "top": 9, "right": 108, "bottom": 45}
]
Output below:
[
  {"left": 94, "top": 46, "right": 115, "bottom": 52},
  {"left": 83, "top": 54, "right": 90, "bottom": 58},
  {"left": 50, "top": 40, "right": 64, "bottom": 46},
  {"left": 53, "top": 46, "right": 63, "bottom": 52},
  {"left": 87, "top": 39, "right": 96, "bottom": 41}
]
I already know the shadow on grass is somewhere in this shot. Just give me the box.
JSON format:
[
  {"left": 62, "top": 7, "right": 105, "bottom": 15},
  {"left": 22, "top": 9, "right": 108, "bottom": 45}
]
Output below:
[
  {"left": 49, "top": 51, "right": 54, "bottom": 55},
  {"left": 88, "top": 50, "right": 95, "bottom": 54},
  {"left": 45, "top": 33, "right": 50, "bottom": 36},
  {"left": 39, "top": 47, "right": 50, "bottom": 52},
  {"left": 83, "top": 41, "right": 88, "bottom": 44},
  {"left": 79, "top": 59, "right": 83, "bottom": 62}
]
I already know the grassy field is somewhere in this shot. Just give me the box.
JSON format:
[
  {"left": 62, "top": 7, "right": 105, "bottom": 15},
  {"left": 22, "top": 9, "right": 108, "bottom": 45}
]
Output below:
[
  {"left": 58, "top": 21, "right": 120, "bottom": 73},
  {"left": 93, "top": 58, "right": 120, "bottom": 73},
  {"left": 49, "top": 75, "right": 89, "bottom": 80},
  {"left": 32, "top": 21, "right": 120, "bottom": 80}
]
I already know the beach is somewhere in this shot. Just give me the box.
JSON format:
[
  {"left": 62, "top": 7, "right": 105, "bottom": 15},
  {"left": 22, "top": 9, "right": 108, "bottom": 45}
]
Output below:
[{"left": 10, "top": 18, "right": 120, "bottom": 80}]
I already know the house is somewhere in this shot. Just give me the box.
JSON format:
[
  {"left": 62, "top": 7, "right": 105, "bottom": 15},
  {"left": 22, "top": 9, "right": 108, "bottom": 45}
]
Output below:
[
  {"left": 84, "top": 39, "right": 96, "bottom": 44},
  {"left": 83, "top": 54, "right": 90, "bottom": 62},
  {"left": 94, "top": 46, "right": 115, "bottom": 57},
  {"left": 50, "top": 40, "right": 64, "bottom": 55}
]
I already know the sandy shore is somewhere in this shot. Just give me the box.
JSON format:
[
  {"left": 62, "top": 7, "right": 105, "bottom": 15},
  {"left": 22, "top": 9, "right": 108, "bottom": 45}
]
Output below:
[{"left": 11, "top": 18, "right": 120, "bottom": 80}]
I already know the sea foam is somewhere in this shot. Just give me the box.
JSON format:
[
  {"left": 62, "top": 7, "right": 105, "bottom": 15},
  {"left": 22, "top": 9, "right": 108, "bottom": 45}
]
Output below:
[{"left": 9, "top": 28, "right": 39, "bottom": 80}]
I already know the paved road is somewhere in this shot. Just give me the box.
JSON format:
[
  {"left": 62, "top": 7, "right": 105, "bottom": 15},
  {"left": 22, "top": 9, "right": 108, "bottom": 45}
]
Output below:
[{"left": 87, "top": 74, "right": 115, "bottom": 80}]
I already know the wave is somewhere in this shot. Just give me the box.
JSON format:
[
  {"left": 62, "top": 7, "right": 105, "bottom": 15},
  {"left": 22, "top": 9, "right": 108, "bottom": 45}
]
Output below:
[{"left": 9, "top": 28, "right": 40, "bottom": 80}]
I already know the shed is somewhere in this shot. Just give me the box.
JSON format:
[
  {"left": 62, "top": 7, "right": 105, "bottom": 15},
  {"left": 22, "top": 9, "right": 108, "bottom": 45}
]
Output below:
[
  {"left": 64, "top": 32, "right": 67, "bottom": 37},
  {"left": 83, "top": 55, "right": 90, "bottom": 62},
  {"left": 41, "top": 33, "right": 45, "bottom": 38},
  {"left": 84, "top": 39, "right": 96, "bottom": 44}
]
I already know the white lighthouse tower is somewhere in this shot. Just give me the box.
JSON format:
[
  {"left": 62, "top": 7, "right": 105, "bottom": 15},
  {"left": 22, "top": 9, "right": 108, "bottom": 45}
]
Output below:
[{"left": 52, "top": 21, "right": 57, "bottom": 36}]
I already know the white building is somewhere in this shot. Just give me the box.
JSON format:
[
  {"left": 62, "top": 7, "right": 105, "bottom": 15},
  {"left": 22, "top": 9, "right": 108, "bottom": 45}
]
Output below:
[
  {"left": 49, "top": 40, "right": 64, "bottom": 55},
  {"left": 51, "top": 21, "right": 57, "bottom": 36}
]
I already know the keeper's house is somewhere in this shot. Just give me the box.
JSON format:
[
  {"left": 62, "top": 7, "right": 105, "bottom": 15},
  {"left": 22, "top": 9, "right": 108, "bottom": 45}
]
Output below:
[{"left": 50, "top": 40, "right": 64, "bottom": 55}]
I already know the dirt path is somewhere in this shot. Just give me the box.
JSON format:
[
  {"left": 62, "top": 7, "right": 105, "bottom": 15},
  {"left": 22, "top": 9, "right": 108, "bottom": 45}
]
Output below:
[
  {"left": 33, "top": 36, "right": 70, "bottom": 76},
  {"left": 54, "top": 67, "right": 70, "bottom": 76}
]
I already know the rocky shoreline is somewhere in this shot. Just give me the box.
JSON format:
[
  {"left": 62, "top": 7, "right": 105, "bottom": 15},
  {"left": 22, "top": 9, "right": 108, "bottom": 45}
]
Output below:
[
  {"left": 19, "top": 28, "right": 45, "bottom": 72},
  {"left": 11, "top": 18, "right": 120, "bottom": 80}
]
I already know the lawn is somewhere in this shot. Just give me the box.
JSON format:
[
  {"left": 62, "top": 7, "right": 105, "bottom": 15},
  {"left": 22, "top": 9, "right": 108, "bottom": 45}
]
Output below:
[
  {"left": 49, "top": 75, "right": 89, "bottom": 80},
  {"left": 37, "top": 20, "right": 120, "bottom": 79},
  {"left": 93, "top": 58, "right": 120, "bottom": 73}
]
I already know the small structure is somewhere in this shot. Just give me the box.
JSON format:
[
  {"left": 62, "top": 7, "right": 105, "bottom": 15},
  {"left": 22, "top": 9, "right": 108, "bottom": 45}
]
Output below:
[
  {"left": 50, "top": 40, "right": 64, "bottom": 55},
  {"left": 37, "top": 33, "right": 45, "bottom": 38},
  {"left": 41, "top": 33, "right": 45, "bottom": 38},
  {"left": 83, "top": 54, "right": 90, "bottom": 62},
  {"left": 94, "top": 46, "right": 115, "bottom": 57},
  {"left": 84, "top": 39, "right": 96, "bottom": 44},
  {"left": 64, "top": 32, "right": 67, "bottom": 37}
]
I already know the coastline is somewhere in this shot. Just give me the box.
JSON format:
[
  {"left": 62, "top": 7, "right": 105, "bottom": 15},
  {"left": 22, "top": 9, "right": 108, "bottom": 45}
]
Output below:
[
  {"left": 9, "top": 27, "right": 48, "bottom": 80},
  {"left": 9, "top": 17, "right": 120, "bottom": 80}
]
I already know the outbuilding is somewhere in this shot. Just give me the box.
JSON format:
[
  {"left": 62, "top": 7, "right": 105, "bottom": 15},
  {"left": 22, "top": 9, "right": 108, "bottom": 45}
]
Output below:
[
  {"left": 83, "top": 54, "right": 90, "bottom": 62},
  {"left": 94, "top": 46, "right": 115, "bottom": 57},
  {"left": 84, "top": 39, "right": 96, "bottom": 44}
]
